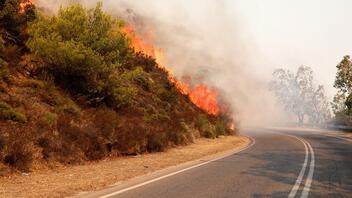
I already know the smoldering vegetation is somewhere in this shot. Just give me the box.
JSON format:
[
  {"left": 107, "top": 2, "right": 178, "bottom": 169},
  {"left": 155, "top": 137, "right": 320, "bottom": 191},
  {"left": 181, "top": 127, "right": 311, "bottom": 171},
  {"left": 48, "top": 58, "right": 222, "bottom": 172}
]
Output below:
[{"left": 35, "top": 0, "right": 289, "bottom": 127}]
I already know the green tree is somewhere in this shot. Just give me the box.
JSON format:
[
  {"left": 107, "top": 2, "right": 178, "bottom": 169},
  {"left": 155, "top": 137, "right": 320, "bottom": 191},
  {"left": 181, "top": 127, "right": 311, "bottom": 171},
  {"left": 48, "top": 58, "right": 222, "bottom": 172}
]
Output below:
[
  {"left": 0, "top": 0, "right": 36, "bottom": 44},
  {"left": 27, "top": 3, "right": 135, "bottom": 108},
  {"left": 333, "top": 55, "right": 352, "bottom": 115}
]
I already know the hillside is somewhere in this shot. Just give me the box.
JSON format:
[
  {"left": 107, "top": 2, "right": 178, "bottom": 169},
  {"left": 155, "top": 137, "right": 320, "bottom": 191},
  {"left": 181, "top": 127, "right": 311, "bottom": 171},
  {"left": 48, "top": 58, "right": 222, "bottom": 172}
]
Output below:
[{"left": 0, "top": 2, "right": 236, "bottom": 173}]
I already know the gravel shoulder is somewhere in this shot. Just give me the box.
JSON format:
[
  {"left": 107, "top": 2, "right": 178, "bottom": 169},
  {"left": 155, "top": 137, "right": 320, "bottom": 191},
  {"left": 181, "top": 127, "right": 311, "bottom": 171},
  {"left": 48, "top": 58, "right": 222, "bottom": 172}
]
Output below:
[{"left": 0, "top": 135, "right": 249, "bottom": 198}]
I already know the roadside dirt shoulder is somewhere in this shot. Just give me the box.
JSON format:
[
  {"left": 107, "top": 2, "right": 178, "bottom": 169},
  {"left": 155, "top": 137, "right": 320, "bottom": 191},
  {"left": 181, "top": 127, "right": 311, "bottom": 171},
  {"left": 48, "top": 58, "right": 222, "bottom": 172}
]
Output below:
[{"left": 0, "top": 136, "right": 250, "bottom": 198}]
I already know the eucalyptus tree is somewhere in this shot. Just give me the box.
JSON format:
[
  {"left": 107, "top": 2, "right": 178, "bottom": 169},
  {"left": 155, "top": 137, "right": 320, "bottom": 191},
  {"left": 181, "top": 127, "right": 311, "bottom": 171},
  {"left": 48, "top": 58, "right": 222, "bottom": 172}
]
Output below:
[{"left": 270, "top": 66, "right": 330, "bottom": 124}]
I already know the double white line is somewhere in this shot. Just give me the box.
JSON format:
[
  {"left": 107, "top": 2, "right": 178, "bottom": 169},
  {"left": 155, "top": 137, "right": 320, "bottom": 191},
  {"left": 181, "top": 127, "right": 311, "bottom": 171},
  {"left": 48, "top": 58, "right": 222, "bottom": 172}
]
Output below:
[{"left": 287, "top": 135, "right": 315, "bottom": 198}]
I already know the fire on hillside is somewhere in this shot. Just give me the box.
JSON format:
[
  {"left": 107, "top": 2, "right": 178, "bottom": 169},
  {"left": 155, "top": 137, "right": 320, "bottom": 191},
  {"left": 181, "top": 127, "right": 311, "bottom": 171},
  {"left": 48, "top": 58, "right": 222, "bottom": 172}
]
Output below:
[
  {"left": 122, "top": 25, "right": 222, "bottom": 116},
  {"left": 19, "top": 0, "right": 34, "bottom": 13}
]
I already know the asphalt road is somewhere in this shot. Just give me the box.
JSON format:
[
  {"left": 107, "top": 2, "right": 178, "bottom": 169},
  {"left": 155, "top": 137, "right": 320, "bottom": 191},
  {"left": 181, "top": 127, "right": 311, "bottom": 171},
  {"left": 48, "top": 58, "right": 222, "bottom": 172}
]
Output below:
[{"left": 80, "top": 128, "right": 352, "bottom": 198}]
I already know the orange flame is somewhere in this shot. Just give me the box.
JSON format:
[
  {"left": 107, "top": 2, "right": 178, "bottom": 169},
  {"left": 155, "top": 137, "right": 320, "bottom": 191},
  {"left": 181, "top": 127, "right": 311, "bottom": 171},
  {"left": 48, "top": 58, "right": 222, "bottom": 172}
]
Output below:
[
  {"left": 122, "top": 25, "right": 220, "bottom": 116},
  {"left": 19, "top": 0, "right": 34, "bottom": 13}
]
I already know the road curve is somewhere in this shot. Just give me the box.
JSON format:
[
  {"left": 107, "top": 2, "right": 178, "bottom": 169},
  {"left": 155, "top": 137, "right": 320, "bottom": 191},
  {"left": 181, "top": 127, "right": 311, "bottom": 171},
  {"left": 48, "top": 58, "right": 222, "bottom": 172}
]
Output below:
[{"left": 78, "top": 128, "right": 352, "bottom": 198}]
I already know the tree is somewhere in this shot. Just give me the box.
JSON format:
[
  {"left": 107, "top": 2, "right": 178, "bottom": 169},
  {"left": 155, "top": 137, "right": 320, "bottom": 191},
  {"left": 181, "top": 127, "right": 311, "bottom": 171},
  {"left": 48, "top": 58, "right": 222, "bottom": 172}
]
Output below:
[
  {"left": 0, "top": 0, "right": 36, "bottom": 44},
  {"left": 310, "top": 85, "right": 331, "bottom": 124},
  {"left": 333, "top": 55, "right": 352, "bottom": 115},
  {"left": 27, "top": 3, "right": 136, "bottom": 108},
  {"left": 270, "top": 66, "right": 331, "bottom": 124}
]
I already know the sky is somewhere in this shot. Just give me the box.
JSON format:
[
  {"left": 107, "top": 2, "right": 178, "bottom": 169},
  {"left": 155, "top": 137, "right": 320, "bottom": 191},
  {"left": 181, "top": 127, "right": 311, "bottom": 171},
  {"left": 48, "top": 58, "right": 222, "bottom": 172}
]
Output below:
[{"left": 228, "top": 0, "right": 352, "bottom": 98}]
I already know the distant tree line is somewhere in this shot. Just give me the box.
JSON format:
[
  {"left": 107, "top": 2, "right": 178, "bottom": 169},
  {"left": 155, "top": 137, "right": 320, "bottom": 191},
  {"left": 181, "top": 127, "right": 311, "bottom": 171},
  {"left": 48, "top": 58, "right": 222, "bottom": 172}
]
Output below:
[{"left": 270, "top": 66, "right": 331, "bottom": 125}]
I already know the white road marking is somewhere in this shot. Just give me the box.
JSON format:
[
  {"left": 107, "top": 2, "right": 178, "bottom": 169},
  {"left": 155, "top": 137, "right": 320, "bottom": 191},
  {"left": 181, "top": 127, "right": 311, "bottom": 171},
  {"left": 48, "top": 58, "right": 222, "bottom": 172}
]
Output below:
[
  {"left": 300, "top": 138, "right": 315, "bottom": 198},
  {"left": 99, "top": 137, "right": 256, "bottom": 198},
  {"left": 285, "top": 134, "right": 315, "bottom": 198},
  {"left": 287, "top": 136, "right": 309, "bottom": 198}
]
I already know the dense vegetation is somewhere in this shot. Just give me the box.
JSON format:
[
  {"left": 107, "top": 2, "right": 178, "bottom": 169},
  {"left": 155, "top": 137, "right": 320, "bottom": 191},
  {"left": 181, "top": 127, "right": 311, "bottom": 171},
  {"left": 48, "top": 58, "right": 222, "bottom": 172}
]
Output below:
[
  {"left": 0, "top": 2, "right": 234, "bottom": 172},
  {"left": 332, "top": 55, "right": 352, "bottom": 126}
]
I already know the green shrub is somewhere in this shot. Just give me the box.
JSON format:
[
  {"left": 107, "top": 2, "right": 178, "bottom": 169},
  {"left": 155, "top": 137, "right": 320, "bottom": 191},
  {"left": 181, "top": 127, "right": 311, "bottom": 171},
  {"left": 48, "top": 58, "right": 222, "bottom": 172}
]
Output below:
[
  {"left": 0, "top": 101, "right": 27, "bottom": 123},
  {"left": 0, "top": 0, "right": 36, "bottom": 45},
  {"left": 109, "top": 86, "right": 137, "bottom": 109},
  {"left": 40, "top": 83, "right": 80, "bottom": 115},
  {"left": 154, "top": 83, "right": 177, "bottom": 103},
  {"left": 143, "top": 105, "right": 170, "bottom": 123},
  {"left": 122, "top": 67, "right": 151, "bottom": 90},
  {"left": 146, "top": 133, "right": 167, "bottom": 152},
  {"left": 196, "top": 114, "right": 209, "bottom": 130},
  {"left": 39, "top": 111, "right": 57, "bottom": 127},
  {"left": 196, "top": 114, "right": 217, "bottom": 139},
  {"left": 27, "top": 3, "right": 131, "bottom": 102},
  {"left": 0, "top": 101, "right": 12, "bottom": 110},
  {"left": 215, "top": 119, "right": 227, "bottom": 136},
  {"left": 202, "top": 124, "right": 216, "bottom": 139},
  {"left": 94, "top": 107, "right": 119, "bottom": 139},
  {"left": 178, "top": 122, "right": 194, "bottom": 144}
]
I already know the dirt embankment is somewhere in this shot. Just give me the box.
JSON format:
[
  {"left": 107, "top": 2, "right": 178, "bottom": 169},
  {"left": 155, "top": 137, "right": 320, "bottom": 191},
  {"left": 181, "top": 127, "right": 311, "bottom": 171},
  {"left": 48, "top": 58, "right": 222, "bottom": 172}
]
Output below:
[{"left": 0, "top": 136, "right": 249, "bottom": 198}]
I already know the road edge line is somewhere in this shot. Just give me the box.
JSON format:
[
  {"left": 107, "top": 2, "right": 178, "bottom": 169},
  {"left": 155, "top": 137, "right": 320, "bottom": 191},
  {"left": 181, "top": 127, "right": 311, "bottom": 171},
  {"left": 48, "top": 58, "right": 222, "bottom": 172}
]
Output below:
[{"left": 98, "top": 136, "right": 256, "bottom": 198}]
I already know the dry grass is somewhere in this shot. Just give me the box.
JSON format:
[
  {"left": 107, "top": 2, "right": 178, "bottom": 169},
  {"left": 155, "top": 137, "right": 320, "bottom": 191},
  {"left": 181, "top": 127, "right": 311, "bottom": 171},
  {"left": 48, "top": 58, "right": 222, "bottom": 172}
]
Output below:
[{"left": 0, "top": 136, "right": 249, "bottom": 198}]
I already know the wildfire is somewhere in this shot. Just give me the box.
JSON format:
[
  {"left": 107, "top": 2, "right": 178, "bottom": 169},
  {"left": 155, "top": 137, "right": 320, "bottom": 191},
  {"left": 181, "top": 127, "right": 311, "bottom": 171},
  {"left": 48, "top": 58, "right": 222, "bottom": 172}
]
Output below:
[
  {"left": 19, "top": 0, "right": 34, "bottom": 13},
  {"left": 122, "top": 25, "right": 221, "bottom": 116}
]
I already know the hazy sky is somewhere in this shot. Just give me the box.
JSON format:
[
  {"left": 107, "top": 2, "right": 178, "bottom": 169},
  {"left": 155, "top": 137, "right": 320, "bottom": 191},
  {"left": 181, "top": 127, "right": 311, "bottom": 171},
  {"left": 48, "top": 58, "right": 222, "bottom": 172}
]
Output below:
[{"left": 227, "top": 0, "right": 352, "bottom": 98}]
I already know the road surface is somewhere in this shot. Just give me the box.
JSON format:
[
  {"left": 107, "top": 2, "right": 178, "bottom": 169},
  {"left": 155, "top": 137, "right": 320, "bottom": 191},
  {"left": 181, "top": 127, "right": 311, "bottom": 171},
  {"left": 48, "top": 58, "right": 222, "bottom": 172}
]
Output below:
[{"left": 78, "top": 128, "right": 352, "bottom": 198}]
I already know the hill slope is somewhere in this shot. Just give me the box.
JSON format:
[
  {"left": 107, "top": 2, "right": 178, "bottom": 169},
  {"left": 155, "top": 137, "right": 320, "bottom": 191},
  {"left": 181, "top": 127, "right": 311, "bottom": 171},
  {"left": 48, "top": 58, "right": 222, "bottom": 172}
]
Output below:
[{"left": 0, "top": 2, "right": 235, "bottom": 173}]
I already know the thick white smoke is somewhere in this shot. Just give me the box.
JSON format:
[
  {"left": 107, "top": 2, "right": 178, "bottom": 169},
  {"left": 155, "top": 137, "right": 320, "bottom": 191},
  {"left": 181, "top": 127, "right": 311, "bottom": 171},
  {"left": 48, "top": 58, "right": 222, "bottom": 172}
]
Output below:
[{"left": 35, "top": 0, "right": 288, "bottom": 127}]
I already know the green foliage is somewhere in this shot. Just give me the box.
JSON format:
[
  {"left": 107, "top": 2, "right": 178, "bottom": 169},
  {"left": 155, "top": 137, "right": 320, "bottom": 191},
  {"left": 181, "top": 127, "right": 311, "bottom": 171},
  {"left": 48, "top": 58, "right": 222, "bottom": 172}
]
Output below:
[
  {"left": 196, "top": 114, "right": 216, "bottom": 139},
  {"left": 108, "top": 86, "right": 137, "bottom": 109},
  {"left": 39, "top": 111, "right": 57, "bottom": 127},
  {"left": 146, "top": 133, "right": 167, "bottom": 152},
  {"left": 0, "top": 101, "right": 27, "bottom": 123},
  {"left": 40, "top": 82, "right": 80, "bottom": 115},
  {"left": 333, "top": 55, "right": 352, "bottom": 116},
  {"left": 202, "top": 124, "right": 217, "bottom": 139},
  {"left": 0, "top": 0, "right": 36, "bottom": 44},
  {"left": 122, "top": 67, "right": 151, "bottom": 90},
  {"left": 196, "top": 114, "right": 208, "bottom": 130},
  {"left": 27, "top": 3, "right": 131, "bottom": 104},
  {"left": 334, "top": 55, "right": 352, "bottom": 93},
  {"left": 215, "top": 119, "right": 227, "bottom": 136}
]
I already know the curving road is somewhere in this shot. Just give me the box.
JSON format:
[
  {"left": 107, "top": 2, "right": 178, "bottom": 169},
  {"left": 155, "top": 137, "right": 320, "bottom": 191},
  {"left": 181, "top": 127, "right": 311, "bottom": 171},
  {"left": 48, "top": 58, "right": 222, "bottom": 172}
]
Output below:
[{"left": 78, "top": 128, "right": 352, "bottom": 198}]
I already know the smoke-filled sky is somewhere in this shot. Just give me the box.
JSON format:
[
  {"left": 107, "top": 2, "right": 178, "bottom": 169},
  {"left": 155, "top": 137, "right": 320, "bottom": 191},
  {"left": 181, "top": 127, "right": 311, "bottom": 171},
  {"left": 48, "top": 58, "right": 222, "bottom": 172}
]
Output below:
[
  {"left": 36, "top": 0, "right": 352, "bottom": 126},
  {"left": 232, "top": 0, "right": 352, "bottom": 98}
]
